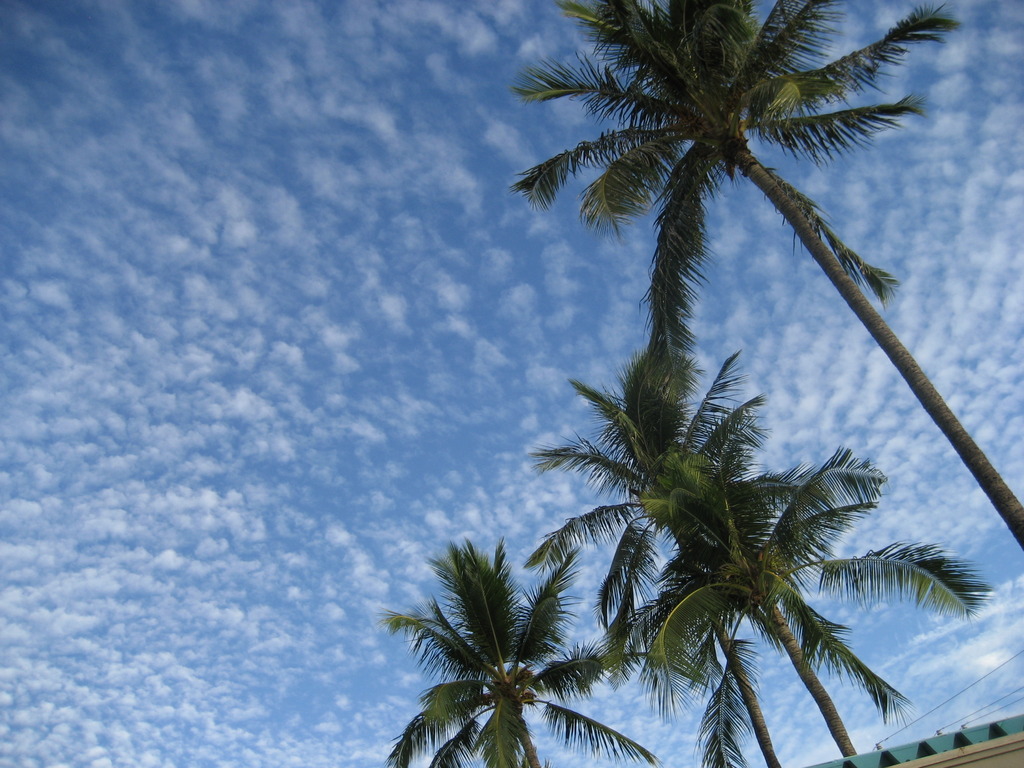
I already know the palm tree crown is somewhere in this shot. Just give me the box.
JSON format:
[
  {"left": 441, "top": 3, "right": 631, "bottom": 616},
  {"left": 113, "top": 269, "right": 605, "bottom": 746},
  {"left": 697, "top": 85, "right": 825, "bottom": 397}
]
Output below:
[
  {"left": 381, "top": 540, "right": 657, "bottom": 768},
  {"left": 635, "top": 447, "right": 989, "bottom": 764},
  {"left": 514, "top": 0, "right": 941, "bottom": 351},
  {"left": 530, "top": 351, "right": 989, "bottom": 767},
  {"left": 514, "top": 0, "right": 1024, "bottom": 549}
]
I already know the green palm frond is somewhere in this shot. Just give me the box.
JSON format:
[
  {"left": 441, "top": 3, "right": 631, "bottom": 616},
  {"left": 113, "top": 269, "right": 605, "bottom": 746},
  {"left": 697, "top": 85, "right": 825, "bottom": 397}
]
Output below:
[
  {"left": 740, "top": 0, "right": 842, "bottom": 83},
  {"left": 420, "top": 680, "right": 490, "bottom": 722},
  {"left": 818, "top": 542, "right": 991, "bottom": 616},
  {"left": 771, "top": 594, "right": 910, "bottom": 722},
  {"left": 387, "top": 712, "right": 455, "bottom": 768},
  {"left": 516, "top": 552, "right": 578, "bottom": 661},
  {"left": 598, "top": 519, "right": 660, "bottom": 631},
  {"left": 768, "top": 447, "right": 884, "bottom": 561},
  {"left": 478, "top": 698, "right": 530, "bottom": 768},
  {"left": 699, "top": 636, "right": 757, "bottom": 768},
  {"left": 514, "top": 55, "right": 677, "bottom": 129},
  {"left": 647, "top": 143, "right": 722, "bottom": 357},
  {"left": 533, "top": 349, "right": 704, "bottom": 496},
  {"left": 694, "top": 395, "right": 767, "bottom": 472},
  {"left": 756, "top": 96, "right": 926, "bottom": 163},
  {"left": 430, "top": 716, "right": 486, "bottom": 768},
  {"left": 742, "top": 71, "right": 842, "bottom": 122},
  {"left": 645, "top": 584, "right": 734, "bottom": 691},
  {"left": 434, "top": 542, "right": 518, "bottom": 668},
  {"left": 533, "top": 440, "right": 643, "bottom": 499},
  {"left": 763, "top": 169, "right": 899, "bottom": 303},
  {"left": 678, "top": 351, "right": 757, "bottom": 453},
  {"left": 527, "top": 503, "right": 641, "bottom": 568},
  {"left": 532, "top": 643, "right": 606, "bottom": 698},
  {"left": 542, "top": 702, "right": 660, "bottom": 764},
  {"left": 817, "top": 5, "right": 959, "bottom": 95},
  {"left": 643, "top": 455, "right": 721, "bottom": 544},
  {"left": 580, "top": 136, "right": 682, "bottom": 233},
  {"left": 381, "top": 605, "right": 491, "bottom": 681},
  {"left": 513, "top": 128, "right": 665, "bottom": 210}
]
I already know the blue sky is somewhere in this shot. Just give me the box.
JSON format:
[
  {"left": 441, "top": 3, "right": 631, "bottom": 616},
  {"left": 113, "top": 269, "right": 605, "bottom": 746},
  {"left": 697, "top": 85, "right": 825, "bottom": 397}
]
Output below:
[{"left": 2, "top": 1, "right": 1023, "bottom": 767}]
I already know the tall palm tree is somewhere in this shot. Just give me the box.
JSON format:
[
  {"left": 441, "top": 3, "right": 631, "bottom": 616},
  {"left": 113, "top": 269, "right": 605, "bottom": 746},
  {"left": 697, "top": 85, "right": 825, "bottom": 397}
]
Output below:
[
  {"left": 512, "top": 0, "right": 1024, "bottom": 550},
  {"left": 381, "top": 540, "right": 657, "bottom": 768},
  {"left": 529, "top": 351, "right": 989, "bottom": 767}
]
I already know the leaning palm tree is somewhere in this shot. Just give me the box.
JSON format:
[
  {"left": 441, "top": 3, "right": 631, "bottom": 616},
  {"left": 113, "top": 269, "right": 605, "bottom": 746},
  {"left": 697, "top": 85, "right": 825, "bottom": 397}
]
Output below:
[
  {"left": 381, "top": 540, "right": 657, "bottom": 768},
  {"left": 634, "top": 447, "right": 989, "bottom": 766},
  {"left": 512, "top": 0, "right": 1024, "bottom": 549}
]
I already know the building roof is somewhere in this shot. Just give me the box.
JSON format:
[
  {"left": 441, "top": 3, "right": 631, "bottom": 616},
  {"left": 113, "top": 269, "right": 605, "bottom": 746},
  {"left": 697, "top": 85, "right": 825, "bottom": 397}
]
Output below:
[{"left": 803, "top": 714, "right": 1024, "bottom": 768}]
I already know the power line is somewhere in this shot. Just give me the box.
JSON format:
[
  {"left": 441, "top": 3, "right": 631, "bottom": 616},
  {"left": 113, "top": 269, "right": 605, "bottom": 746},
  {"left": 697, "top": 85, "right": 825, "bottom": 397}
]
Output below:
[
  {"left": 933, "top": 685, "right": 1024, "bottom": 734},
  {"left": 875, "top": 647, "right": 1024, "bottom": 749}
]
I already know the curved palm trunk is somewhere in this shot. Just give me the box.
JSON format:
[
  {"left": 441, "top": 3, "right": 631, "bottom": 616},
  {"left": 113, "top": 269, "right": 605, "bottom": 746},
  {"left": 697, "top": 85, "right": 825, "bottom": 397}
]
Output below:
[
  {"left": 510, "top": 701, "right": 544, "bottom": 768},
  {"left": 768, "top": 607, "right": 856, "bottom": 757},
  {"left": 522, "top": 731, "right": 543, "bottom": 768},
  {"left": 715, "top": 627, "right": 783, "bottom": 768},
  {"left": 735, "top": 150, "right": 1024, "bottom": 553}
]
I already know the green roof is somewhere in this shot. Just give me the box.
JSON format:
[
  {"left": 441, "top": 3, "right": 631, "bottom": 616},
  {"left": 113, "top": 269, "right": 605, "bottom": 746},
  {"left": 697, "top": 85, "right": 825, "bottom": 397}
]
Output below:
[{"left": 804, "top": 714, "right": 1024, "bottom": 768}]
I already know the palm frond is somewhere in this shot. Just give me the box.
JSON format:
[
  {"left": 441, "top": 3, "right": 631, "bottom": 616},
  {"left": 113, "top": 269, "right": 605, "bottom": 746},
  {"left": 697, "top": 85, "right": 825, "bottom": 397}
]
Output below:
[
  {"left": 429, "top": 716, "right": 486, "bottom": 768},
  {"left": 762, "top": 168, "right": 899, "bottom": 303},
  {"left": 419, "top": 680, "right": 490, "bottom": 723},
  {"left": 818, "top": 5, "right": 959, "bottom": 95},
  {"left": 381, "top": 605, "right": 491, "bottom": 681},
  {"left": 532, "top": 643, "right": 606, "bottom": 698},
  {"left": 772, "top": 594, "right": 910, "bottom": 722},
  {"left": 742, "top": 71, "right": 842, "bottom": 122},
  {"left": 647, "top": 143, "right": 722, "bottom": 357},
  {"left": 478, "top": 699, "right": 529, "bottom": 768},
  {"left": 533, "top": 440, "right": 643, "bottom": 499},
  {"left": 740, "top": 0, "right": 843, "bottom": 84},
  {"left": 678, "top": 351, "right": 750, "bottom": 452},
  {"left": 541, "top": 702, "right": 659, "bottom": 764},
  {"left": 580, "top": 136, "right": 684, "bottom": 234},
  {"left": 515, "top": 552, "right": 578, "bottom": 662},
  {"left": 756, "top": 96, "right": 926, "bottom": 163},
  {"left": 514, "top": 54, "right": 678, "bottom": 129},
  {"left": 699, "top": 635, "right": 757, "bottom": 768},
  {"left": 434, "top": 541, "right": 518, "bottom": 668},
  {"left": 818, "top": 542, "right": 991, "bottom": 617},
  {"left": 694, "top": 395, "right": 767, "bottom": 469},
  {"left": 769, "top": 447, "right": 884, "bottom": 562},
  {"left": 645, "top": 584, "right": 734, "bottom": 702},
  {"left": 526, "top": 503, "right": 641, "bottom": 568},
  {"left": 598, "top": 519, "right": 661, "bottom": 631},
  {"left": 387, "top": 712, "right": 456, "bottom": 768}
]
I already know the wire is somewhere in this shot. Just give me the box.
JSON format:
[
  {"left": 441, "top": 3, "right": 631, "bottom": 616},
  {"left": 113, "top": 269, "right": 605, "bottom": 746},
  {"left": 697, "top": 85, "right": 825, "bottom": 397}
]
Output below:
[
  {"left": 875, "top": 647, "right": 1024, "bottom": 748},
  {"left": 932, "top": 685, "right": 1024, "bottom": 733}
]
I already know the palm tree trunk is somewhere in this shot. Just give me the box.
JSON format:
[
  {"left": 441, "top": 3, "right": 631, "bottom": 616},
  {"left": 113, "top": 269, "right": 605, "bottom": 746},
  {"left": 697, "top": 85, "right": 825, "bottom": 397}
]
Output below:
[
  {"left": 715, "top": 627, "right": 783, "bottom": 768},
  {"left": 735, "top": 149, "right": 1024, "bottom": 553},
  {"left": 768, "top": 607, "right": 856, "bottom": 757},
  {"left": 518, "top": 709, "right": 544, "bottom": 768},
  {"left": 522, "top": 735, "right": 543, "bottom": 768}
]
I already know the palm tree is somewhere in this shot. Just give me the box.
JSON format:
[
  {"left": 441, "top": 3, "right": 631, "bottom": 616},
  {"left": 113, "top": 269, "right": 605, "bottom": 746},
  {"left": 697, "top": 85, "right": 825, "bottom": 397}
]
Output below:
[
  {"left": 634, "top": 448, "right": 988, "bottom": 765},
  {"left": 529, "top": 351, "right": 989, "bottom": 767},
  {"left": 381, "top": 540, "right": 658, "bottom": 768},
  {"left": 530, "top": 351, "right": 790, "bottom": 766},
  {"left": 530, "top": 349, "right": 762, "bottom": 632},
  {"left": 512, "top": 0, "right": 1024, "bottom": 550}
]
